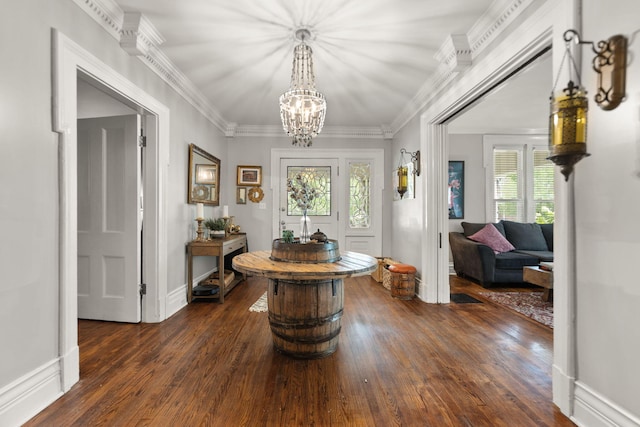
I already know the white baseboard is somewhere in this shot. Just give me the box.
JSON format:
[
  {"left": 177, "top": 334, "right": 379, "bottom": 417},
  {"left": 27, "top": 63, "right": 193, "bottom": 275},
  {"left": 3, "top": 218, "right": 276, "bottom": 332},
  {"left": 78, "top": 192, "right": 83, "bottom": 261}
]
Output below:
[
  {"left": 0, "top": 359, "right": 63, "bottom": 427},
  {"left": 166, "top": 269, "right": 217, "bottom": 318},
  {"left": 166, "top": 284, "right": 187, "bottom": 318},
  {"left": 573, "top": 381, "right": 640, "bottom": 427},
  {"left": 449, "top": 262, "right": 455, "bottom": 275}
]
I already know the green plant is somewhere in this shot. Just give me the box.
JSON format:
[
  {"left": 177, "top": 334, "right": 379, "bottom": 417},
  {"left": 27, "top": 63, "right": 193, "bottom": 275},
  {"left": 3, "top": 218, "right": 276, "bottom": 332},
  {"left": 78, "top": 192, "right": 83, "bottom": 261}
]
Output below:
[{"left": 204, "top": 217, "right": 226, "bottom": 231}]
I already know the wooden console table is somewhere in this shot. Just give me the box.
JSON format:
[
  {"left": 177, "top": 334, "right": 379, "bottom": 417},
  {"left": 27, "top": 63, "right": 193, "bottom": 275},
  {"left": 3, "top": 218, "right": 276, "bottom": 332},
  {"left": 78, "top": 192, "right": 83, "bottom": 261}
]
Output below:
[{"left": 187, "top": 234, "right": 247, "bottom": 303}]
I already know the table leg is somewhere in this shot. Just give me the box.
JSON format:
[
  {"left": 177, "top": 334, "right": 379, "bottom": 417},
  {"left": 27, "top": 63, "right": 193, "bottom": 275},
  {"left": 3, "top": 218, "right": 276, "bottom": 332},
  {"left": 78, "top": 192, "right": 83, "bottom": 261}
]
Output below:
[
  {"left": 543, "top": 288, "right": 553, "bottom": 302},
  {"left": 219, "top": 254, "right": 225, "bottom": 303}
]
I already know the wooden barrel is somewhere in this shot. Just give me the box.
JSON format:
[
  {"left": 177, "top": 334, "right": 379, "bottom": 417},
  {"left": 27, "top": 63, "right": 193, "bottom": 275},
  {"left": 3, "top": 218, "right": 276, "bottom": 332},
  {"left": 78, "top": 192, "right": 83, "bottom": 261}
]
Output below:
[
  {"left": 267, "top": 277, "right": 344, "bottom": 359},
  {"left": 270, "top": 239, "right": 341, "bottom": 263}
]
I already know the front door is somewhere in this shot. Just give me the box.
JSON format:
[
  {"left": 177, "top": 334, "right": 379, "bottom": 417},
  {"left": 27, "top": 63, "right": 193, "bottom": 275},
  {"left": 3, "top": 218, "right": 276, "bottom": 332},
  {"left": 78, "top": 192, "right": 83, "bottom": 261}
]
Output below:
[
  {"left": 279, "top": 158, "right": 339, "bottom": 242},
  {"left": 77, "top": 115, "right": 142, "bottom": 322}
]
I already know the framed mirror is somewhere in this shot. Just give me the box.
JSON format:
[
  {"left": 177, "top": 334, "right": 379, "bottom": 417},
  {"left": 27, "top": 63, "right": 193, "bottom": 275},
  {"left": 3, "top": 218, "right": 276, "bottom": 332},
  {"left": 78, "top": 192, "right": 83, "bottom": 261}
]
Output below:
[{"left": 188, "top": 143, "right": 220, "bottom": 205}]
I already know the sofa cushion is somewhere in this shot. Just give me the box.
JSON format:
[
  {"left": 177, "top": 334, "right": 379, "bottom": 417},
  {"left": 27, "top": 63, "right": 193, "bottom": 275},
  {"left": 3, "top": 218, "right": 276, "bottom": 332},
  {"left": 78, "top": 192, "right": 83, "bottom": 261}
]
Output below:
[
  {"left": 502, "top": 221, "right": 548, "bottom": 251},
  {"left": 495, "top": 252, "right": 541, "bottom": 270},
  {"left": 468, "top": 224, "right": 515, "bottom": 254},
  {"left": 540, "top": 223, "right": 553, "bottom": 251},
  {"left": 462, "top": 221, "right": 505, "bottom": 238},
  {"left": 514, "top": 250, "right": 554, "bottom": 262}
]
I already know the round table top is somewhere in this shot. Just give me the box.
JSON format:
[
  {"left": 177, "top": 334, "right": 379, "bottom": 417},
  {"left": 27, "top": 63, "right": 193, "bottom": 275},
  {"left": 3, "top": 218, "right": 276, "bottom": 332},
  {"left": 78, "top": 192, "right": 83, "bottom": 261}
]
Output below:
[{"left": 232, "top": 250, "right": 378, "bottom": 280}]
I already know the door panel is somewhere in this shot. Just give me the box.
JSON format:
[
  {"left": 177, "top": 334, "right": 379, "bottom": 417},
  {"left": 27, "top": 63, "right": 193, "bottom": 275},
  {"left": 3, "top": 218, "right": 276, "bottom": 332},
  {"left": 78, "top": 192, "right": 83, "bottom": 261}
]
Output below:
[
  {"left": 280, "top": 158, "right": 339, "bottom": 242},
  {"left": 77, "top": 115, "right": 141, "bottom": 322}
]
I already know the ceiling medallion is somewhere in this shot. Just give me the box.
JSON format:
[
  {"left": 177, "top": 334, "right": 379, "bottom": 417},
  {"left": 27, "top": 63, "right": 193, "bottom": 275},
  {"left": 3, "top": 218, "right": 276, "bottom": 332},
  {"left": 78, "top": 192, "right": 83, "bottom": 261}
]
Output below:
[{"left": 279, "top": 28, "right": 327, "bottom": 148}]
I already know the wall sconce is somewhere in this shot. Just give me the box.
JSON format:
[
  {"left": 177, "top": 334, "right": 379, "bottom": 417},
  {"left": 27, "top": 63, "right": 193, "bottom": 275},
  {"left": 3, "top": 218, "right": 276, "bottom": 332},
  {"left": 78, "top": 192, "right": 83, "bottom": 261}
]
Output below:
[
  {"left": 548, "top": 29, "right": 627, "bottom": 181},
  {"left": 397, "top": 148, "right": 420, "bottom": 199}
]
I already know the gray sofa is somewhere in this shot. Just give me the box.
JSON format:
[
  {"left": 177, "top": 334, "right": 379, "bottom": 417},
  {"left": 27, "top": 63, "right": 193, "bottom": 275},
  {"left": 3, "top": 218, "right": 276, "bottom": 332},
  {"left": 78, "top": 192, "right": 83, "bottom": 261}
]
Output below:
[{"left": 449, "top": 220, "right": 553, "bottom": 287}]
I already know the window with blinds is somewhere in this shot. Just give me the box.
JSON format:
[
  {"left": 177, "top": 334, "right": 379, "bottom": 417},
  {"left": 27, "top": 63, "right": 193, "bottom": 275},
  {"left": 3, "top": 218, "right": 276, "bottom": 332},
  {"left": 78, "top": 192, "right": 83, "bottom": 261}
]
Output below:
[
  {"left": 487, "top": 138, "right": 555, "bottom": 224},
  {"left": 493, "top": 149, "right": 524, "bottom": 221},
  {"left": 533, "top": 149, "right": 554, "bottom": 223}
]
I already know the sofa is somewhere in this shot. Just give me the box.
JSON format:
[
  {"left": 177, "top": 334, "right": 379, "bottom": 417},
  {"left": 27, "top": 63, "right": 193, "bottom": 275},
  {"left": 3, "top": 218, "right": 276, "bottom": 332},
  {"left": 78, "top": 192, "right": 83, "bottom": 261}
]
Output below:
[{"left": 449, "top": 220, "right": 553, "bottom": 287}]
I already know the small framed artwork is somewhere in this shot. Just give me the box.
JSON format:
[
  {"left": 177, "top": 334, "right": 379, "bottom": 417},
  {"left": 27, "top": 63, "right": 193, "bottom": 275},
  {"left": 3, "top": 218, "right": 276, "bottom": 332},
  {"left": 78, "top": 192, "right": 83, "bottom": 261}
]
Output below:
[
  {"left": 448, "top": 161, "right": 464, "bottom": 219},
  {"left": 237, "top": 165, "right": 262, "bottom": 186},
  {"left": 236, "top": 187, "right": 247, "bottom": 204}
]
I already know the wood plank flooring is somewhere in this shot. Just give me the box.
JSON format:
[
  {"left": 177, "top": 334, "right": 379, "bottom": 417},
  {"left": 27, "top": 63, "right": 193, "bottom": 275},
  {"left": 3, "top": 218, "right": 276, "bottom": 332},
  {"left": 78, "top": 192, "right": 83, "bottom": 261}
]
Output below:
[{"left": 25, "top": 275, "right": 575, "bottom": 426}]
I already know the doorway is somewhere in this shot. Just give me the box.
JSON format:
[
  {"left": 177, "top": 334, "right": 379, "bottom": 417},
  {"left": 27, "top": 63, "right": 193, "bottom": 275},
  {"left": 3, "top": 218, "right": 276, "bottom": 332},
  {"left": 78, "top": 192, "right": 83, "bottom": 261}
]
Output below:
[
  {"left": 271, "top": 148, "right": 384, "bottom": 257},
  {"left": 53, "top": 30, "right": 170, "bottom": 391}
]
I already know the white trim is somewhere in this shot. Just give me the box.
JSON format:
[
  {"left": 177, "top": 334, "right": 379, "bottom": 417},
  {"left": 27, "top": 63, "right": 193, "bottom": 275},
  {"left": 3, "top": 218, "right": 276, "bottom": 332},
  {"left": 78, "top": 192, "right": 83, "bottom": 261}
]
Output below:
[
  {"left": 0, "top": 360, "right": 62, "bottom": 426},
  {"left": 416, "top": 0, "right": 578, "bottom": 419},
  {"left": 47, "top": 29, "right": 171, "bottom": 420},
  {"left": 573, "top": 381, "right": 640, "bottom": 427}
]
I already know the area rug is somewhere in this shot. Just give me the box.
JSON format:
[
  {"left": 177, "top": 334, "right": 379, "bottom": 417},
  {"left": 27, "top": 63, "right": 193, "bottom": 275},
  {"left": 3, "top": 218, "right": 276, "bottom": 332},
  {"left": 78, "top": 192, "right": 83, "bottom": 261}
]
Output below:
[
  {"left": 479, "top": 291, "right": 553, "bottom": 328},
  {"left": 249, "top": 291, "right": 268, "bottom": 312}
]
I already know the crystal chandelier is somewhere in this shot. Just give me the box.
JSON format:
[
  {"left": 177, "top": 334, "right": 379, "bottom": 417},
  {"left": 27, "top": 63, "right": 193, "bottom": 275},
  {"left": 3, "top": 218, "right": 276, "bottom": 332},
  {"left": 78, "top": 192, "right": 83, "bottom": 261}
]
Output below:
[{"left": 279, "top": 29, "right": 326, "bottom": 147}]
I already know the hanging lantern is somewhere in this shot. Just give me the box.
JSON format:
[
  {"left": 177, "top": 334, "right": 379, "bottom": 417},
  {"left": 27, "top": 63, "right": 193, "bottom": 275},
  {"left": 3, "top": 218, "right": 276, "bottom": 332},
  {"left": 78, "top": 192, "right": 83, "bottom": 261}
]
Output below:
[
  {"left": 397, "top": 165, "right": 408, "bottom": 199},
  {"left": 548, "top": 80, "right": 590, "bottom": 181}
]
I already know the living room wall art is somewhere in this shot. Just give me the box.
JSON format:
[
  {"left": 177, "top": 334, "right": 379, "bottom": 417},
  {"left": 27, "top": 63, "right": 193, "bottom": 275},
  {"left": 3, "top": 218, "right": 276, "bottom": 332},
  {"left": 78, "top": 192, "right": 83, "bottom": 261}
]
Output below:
[{"left": 448, "top": 161, "right": 464, "bottom": 219}]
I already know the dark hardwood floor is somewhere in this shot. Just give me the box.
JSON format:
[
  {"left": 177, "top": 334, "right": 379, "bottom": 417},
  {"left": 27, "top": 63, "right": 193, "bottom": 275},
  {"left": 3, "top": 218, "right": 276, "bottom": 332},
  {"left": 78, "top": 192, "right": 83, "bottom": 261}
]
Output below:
[{"left": 25, "top": 275, "right": 574, "bottom": 426}]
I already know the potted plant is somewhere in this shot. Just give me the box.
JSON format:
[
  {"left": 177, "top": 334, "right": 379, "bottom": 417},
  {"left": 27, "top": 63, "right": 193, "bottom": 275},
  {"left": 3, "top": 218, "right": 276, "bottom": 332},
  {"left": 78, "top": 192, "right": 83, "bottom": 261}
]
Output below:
[{"left": 204, "top": 217, "right": 227, "bottom": 238}]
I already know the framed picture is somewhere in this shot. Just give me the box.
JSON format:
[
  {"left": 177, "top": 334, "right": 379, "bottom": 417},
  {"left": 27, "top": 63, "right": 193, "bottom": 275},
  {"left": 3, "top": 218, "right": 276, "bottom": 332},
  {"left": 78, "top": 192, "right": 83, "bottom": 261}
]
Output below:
[
  {"left": 448, "top": 161, "right": 464, "bottom": 219},
  {"left": 237, "top": 165, "right": 262, "bottom": 186},
  {"left": 195, "top": 164, "right": 217, "bottom": 185},
  {"left": 236, "top": 187, "right": 247, "bottom": 204}
]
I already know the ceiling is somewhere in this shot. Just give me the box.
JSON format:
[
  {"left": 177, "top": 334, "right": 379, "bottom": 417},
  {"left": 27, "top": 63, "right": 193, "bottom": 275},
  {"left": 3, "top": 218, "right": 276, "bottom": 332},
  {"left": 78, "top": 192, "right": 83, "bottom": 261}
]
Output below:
[{"left": 102, "top": 0, "right": 549, "bottom": 136}]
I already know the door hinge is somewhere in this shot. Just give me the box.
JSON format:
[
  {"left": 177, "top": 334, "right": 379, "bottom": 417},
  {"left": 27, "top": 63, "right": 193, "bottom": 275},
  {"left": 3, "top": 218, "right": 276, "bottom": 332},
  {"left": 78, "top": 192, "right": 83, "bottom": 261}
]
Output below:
[
  {"left": 140, "top": 283, "right": 147, "bottom": 296},
  {"left": 138, "top": 135, "right": 147, "bottom": 147}
]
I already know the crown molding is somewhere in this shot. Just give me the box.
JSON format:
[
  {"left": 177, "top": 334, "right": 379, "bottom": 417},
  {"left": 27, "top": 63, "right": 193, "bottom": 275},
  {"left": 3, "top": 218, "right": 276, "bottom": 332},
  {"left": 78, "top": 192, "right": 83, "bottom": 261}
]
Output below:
[
  {"left": 72, "top": 0, "right": 123, "bottom": 39},
  {"left": 72, "top": 0, "right": 535, "bottom": 141},
  {"left": 71, "top": 0, "right": 228, "bottom": 134},
  {"left": 233, "top": 125, "right": 387, "bottom": 140},
  {"left": 390, "top": 0, "right": 534, "bottom": 136},
  {"left": 120, "top": 12, "right": 165, "bottom": 56}
]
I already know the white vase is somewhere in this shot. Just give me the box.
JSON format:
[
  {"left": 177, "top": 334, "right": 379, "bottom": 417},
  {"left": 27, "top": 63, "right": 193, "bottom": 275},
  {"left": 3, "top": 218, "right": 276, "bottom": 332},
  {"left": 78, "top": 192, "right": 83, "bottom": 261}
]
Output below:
[{"left": 300, "top": 212, "right": 311, "bottom": 243}]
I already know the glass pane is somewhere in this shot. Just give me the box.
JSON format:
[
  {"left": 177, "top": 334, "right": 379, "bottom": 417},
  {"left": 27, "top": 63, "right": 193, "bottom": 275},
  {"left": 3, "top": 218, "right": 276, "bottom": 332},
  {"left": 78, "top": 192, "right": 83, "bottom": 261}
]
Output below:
[
  {"left": 287, "top": 166, "right": 331, "bottom": 216},
  {"left": 495, "top": 200, "right": 523, "bottom": 221},
  {"left": 349, "top": 162, "right": 370, "bottom": 228},
  {"left": 493, "top": 149, "right": 521, "bottom": 199},
  {"left": 535, "top": 201, "right": 555, "bottom": 224}
]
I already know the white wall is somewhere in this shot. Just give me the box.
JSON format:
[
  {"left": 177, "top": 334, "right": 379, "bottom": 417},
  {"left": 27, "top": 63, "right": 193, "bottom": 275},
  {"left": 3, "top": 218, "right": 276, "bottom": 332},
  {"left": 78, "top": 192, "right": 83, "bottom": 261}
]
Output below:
[
  {"left": 390, "top": 115, "right": 423, "bottom": 274},
  {"left": 448, "top": 134, "right": 486, "bottom": 232},
  {"left": 0, "top": 1, "right": 227, "bottom": 424},
  {"left": 572, "top": 0, "right": 640, "bottom": 423},
  {"left": 227, "top": 135, "right": 393, "bottom": 253}
]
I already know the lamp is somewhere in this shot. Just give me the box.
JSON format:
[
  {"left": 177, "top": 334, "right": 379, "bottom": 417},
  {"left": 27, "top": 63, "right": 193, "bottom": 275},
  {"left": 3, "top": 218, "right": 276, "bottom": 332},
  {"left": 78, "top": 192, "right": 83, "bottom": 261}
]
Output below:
[
  {"left": 279, "top": 28, "right": 327, "bottom": 147},
  {"left": 396, "top": 148, "right": 420, "bottom": 199},
  {"left": 548, "top": 29, "right": 627, "bottom": 181}
]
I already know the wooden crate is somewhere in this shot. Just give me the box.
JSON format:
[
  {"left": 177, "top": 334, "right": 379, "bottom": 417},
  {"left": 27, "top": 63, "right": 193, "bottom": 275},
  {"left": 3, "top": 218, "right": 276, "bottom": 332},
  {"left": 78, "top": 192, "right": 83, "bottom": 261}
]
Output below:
[{"left": 371, "top": 257, "right": 386, "bottom": 282}]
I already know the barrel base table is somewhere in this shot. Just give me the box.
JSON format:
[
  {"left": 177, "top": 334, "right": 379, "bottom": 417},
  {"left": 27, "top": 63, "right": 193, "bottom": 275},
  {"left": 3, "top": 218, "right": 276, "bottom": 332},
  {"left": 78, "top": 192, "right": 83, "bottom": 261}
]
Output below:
[{"left": 232, "top": 250, "right": 377, "bottom": 359}]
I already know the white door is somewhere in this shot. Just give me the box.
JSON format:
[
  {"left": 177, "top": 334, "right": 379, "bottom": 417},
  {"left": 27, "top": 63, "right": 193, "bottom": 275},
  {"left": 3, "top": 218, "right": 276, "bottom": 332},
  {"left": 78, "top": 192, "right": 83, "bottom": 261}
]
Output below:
[
  {"left": 279, "top": 158, "right": 339, "bottom": 242},
  {"left": 77, "top": 115, "right": 142, "bottom": 322}
]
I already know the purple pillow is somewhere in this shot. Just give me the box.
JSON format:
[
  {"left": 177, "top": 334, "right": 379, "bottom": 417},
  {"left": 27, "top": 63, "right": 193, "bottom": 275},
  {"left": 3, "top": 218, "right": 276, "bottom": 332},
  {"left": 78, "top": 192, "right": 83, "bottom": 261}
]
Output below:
[{"left": 468, "top": 224, "right": 515, "bottom": 254}]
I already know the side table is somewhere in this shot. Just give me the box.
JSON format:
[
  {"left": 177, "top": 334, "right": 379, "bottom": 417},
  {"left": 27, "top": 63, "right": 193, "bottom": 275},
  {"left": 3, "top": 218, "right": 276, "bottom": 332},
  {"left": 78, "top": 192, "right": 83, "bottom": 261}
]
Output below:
[{"left": 186, "top": 234, "right": 247, "bottom": 303}]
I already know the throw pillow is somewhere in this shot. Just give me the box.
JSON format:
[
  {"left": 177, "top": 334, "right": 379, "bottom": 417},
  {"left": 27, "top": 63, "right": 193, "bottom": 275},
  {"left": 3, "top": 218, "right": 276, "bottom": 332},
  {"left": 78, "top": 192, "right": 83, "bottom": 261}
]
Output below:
[
  {"left": 502, "top": 221, "right": 549, "bottom": 251},
  {"left": 468, "top": 224, "right": 515, "bottom": 254},
  {"left": 462, "top": 221, "right": 506, "bottom": 237}
]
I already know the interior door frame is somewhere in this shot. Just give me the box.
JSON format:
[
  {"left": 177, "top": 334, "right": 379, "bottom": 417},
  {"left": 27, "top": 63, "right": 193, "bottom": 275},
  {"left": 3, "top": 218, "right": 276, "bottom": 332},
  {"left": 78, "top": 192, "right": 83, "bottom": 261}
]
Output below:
[
  {"left": 53, "top": 29, "right": 170, "bottom": 391},
  {"left": 419, "top": 0, "right": 577, "bottom": 415}
]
